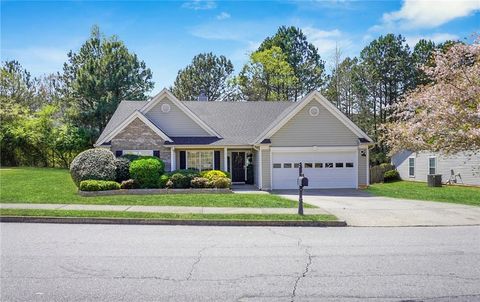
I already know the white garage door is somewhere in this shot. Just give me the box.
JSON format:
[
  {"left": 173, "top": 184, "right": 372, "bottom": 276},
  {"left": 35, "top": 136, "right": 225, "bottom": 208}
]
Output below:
[{"left": 272, "top": 151, "right": 357, "bottom": 189}]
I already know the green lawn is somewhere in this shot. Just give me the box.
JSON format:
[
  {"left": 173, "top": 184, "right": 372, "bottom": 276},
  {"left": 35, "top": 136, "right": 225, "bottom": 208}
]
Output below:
[
  {"left": 0, "top": 167, "right": 310, "bottom": 208},
  {"left": 0, "top": 208, "right": 335, "bottom": 221},
  {"left": 367, "top": 181, "right": 480, "bottom": 206}
]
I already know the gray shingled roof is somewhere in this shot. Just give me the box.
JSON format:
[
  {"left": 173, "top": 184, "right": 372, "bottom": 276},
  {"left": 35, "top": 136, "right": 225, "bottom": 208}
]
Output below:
[
  {"left": 182, "top": 101, "right": 295, "bottom": 145},
  {"left": 96, "top": 100, "right": 295, "bottom": 146},
  {"left": 96, "top": 101, "right": 147, "bottom": 145}
]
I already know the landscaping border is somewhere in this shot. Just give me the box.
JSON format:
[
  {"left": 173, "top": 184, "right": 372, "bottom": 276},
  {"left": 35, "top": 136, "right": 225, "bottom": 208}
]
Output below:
[
  {"left": 0, "top": 216, "right": 347, "bottom": 227},
  {"left": 79, "top": 188, "right": 232, "bottom": 196}
]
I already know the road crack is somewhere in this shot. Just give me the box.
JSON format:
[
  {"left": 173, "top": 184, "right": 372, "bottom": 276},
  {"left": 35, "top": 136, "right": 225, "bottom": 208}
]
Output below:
[
  {"left": 267, "top": 228, "right": 312, "bottom": 302},
  {"left": 186, "top": 245, "right": 214, "bottom": 281}
]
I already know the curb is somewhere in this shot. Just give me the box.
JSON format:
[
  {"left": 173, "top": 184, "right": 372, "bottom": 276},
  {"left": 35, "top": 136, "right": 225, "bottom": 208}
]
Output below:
[{"left": 0, "top": 216, "right": 347, "bottom": 227}]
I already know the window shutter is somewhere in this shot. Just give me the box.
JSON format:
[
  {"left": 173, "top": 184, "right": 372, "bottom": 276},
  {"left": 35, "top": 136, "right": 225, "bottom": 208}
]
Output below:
[
  {"left": 179, "top": 151, "right": 186, "bottom": 169},
  {"left": 153, "top": 150, "right": 160, "bottom": 158},
  {"left": 115, "top": 150, "right": 123, "bottom": 157},
  {"left": 214, "top": 151, "right": 220, "bottom": 170}
]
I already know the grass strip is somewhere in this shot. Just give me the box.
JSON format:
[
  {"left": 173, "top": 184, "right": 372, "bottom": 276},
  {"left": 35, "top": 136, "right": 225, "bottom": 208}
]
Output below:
[{"left": 0, "top": 209, "right": 337, "bottom": 221}]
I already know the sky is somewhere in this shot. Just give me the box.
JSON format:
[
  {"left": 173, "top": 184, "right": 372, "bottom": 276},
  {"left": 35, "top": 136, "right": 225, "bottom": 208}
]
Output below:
[{"left": 1, "top": 0, "right": 479, "bottom": 95}]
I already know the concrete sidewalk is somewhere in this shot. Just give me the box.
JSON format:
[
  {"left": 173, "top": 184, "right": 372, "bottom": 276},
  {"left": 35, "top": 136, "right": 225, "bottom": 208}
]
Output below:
[{"left": 0, "top": 203, "right": 329, "bottom": 215}]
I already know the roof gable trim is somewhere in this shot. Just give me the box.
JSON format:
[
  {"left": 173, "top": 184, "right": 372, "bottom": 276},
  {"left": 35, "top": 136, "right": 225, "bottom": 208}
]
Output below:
[
  {"left": 94, "top": 111, "right": 172, "bottom": 147},
  {"left": 140, "top": 88, "right": 221, "bottom": 137}
]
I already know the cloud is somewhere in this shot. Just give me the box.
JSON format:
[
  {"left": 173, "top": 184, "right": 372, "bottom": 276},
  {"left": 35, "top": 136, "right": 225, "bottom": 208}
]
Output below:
[
  {"left": 181, "top": 0, "right": 216, "bottom": 10},
  {"left": 2, "top": 47, "right": 68, "bottom": 75},
  {"left": 379, "top": 0, "right": 480, "bottom": 30},
  {"left": 216, "top": 12, "right": 231, "bottom": 20},
  {"left": 405, "top": 33, "right": 459, "bottom": 47},
  {"left": 302, "top": 27, "right": 352, "bottom": 59}
]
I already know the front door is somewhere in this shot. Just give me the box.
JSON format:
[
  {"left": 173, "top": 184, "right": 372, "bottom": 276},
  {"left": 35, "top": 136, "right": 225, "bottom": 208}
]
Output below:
[{"left": 232, "top": 152, "right": 246, "bottom": 182}]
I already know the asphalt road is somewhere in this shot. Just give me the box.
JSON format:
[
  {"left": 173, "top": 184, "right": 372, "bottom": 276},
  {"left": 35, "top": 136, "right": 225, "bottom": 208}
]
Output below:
[{"left": 1, "top": 223, "right": 479, "bottom": 302}]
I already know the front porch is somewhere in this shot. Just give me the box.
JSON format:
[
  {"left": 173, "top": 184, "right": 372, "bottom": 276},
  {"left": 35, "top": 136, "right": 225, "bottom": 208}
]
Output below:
[{"left": 169, "top": 146, "right": 256, "bottom": 185}]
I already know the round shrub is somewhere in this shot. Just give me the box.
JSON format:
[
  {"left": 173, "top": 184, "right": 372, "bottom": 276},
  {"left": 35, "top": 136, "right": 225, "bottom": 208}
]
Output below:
[
  {"left": 79, "top": 180, "right": 120, "bottom": 191},
  {"left": 212, "top": 177, "right": 231, "bottom": 189},
  {"left": 120, "top": 179, "right": 138, "bottom": 189},
  {"left": 158, "top": 174, "right": 170, "bottom": 188},
  {"left": 115, "top": 157, "right": 131, "bottom": 182},
  {"left": 129, "top": 158, "right": 164, "bottom": 188},
  {"left": 200, "top": 170, "right": 229, "bottom": 181},
  {"left": 384, "top": 170, "right": 400, "bottom": 182},
  {"left": 170, "top": 173, "right": 190, "bottom": 188},
  {"left": 191, "top": 177, "right": 211, "bottom": 188},
  {"left": 70, "top": 148, "right": 117, "bottom": 187}
]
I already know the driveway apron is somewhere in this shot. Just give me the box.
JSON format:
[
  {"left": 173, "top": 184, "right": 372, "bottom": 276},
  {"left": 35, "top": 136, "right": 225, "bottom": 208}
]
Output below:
[{"left": 275, "top": 189, "right": 480, "bottom": 227}]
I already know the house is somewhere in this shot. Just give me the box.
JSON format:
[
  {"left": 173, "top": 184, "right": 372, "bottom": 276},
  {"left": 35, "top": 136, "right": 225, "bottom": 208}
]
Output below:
[
  {"left": 392, "top": 150, "right": 480, "bottom": 186},
  {"left": 95, "top": 89, "right": 373, "bottom": 190}
]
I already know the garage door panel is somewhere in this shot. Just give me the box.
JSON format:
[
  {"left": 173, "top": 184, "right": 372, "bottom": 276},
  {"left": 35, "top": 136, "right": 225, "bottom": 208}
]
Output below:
[{"left": 272, "top": 151, "right": 357, "bottom": 189}]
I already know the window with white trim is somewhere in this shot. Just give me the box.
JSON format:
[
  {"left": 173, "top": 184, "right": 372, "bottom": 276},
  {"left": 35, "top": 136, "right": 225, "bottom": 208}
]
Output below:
[
  {"left": 428, "top": 157, "right": 436, "bottom": 175},
  {"left": 187, "top": 151, "right": 213, "bottom": 171},
  {"left": 123, "top": 150, "right": 153, "bottom": 156},
  {"left": 408, "top": 157, "right": 415, "bottom": 177}
]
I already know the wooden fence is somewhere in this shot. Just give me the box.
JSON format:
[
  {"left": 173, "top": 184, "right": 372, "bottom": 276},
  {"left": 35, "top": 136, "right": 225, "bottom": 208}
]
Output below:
[{"left": 370, "top": 164, "right": 395, "bottom": 184}]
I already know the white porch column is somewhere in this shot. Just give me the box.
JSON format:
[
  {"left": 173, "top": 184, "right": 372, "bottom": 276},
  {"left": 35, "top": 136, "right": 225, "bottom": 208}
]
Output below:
[
  {"left": 223, "top": 147, "right": 228, "bottom": 172},
  {"left": 170, "top": 147, "right": 176, "bottom": 172}
]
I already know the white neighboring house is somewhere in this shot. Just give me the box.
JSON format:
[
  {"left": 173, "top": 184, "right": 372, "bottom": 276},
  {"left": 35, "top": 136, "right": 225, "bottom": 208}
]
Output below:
[{"left": 392, "top": 150, "right": 480, "bottom": 186}]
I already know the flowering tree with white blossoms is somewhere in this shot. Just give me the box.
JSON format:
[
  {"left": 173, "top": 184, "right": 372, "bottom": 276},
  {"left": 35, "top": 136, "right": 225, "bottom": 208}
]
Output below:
[{"left": 384, "top": 36, "right": 480, "bottom": 155}]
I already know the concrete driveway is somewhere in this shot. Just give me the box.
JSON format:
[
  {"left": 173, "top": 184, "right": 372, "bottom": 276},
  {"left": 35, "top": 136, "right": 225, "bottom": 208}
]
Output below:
[{"left": 275, "top": 189, "right": 480, "bottom": 227}]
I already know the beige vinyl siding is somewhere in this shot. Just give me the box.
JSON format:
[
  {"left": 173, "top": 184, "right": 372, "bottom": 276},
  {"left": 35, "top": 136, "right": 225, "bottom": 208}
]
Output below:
[
  {"left": 358, "top": 149, "right": 367, "bottom": 186},
  {"left": 270, "top": 101, "right": 359, "bottom": 147},
  {"left": 145, "top": 97, "right": 210, "bottom": 137},
  {"left": 254, "top": 149, "right": 260, "bottom": 188},
  {"left": 393, "top": 151, "right": 480, "bottom": 186},
  {"left": 261, "top": 148, "right": 271, "bottom": 190}
]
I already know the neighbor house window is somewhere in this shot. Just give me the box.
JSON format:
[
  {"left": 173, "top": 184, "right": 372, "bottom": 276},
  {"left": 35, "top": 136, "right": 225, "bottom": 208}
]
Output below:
[
  {"left": 187, "top": 151, "right": 213, "bottom": 171},
  {"left": 429, "top": 157, "right": 436, "bottom": 175},
  {"left": 408, "top": 157, "right": 415, "bottom": 177}
]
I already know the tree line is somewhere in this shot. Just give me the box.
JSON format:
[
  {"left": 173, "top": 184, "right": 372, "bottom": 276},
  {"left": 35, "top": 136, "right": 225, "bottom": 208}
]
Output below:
[{"left": 1, "top": 25, "right": 476, "bottom": 168}]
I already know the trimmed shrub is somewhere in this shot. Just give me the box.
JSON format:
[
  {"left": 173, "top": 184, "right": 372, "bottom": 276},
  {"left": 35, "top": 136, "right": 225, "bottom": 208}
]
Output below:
[
  {"left": 384, "top": 170, "right": 400, "bottom": 182},
  {"left": 158, "top": 174, "right": 170, "bottom": 188},
  {"left": 120, "top": 179, "right": 138, "bottom": 189},
  {"left": 212, "top": 177, "right": 231, "bottom": 189},
  {"left": 170, "top": 173, "right": 191, "bottom": 188},
  {"left": 70, "top": 148, "right": 117, "bottom": 187},
  {"left": 79, "top": 180, "right": 120, "bottom": 191},
  {"left": 200, "top": 170, "right": 229, "bottom": 181},
  {"left": 129, "top": 158, "right": 164, "bottom": 188},
  {"left": 191, "top": 177, "right": 211, "bottom": 188},
  {"left": 115, "top": 157, "right": 131, "bottom": 182}
]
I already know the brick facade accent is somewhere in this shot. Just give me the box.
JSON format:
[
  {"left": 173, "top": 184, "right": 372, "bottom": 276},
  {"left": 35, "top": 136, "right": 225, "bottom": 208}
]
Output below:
[{"left": 110, "top": 118, "right": 172, "bottom": 171}]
